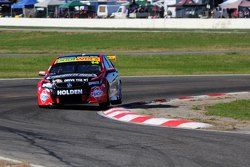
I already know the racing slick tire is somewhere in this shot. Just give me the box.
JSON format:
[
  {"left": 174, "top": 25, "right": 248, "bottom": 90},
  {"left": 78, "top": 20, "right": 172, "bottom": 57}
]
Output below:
[
  {"left": 38, "top": 105, "right": 47, "bottom": 108},
  {"left": 38, "top": 104, "right": 61, "bottom": 109},
  {"left": 99, "top": 101, "right": 110, "bottom": 110},
  {"left": 110, "top": 81, "right": 122, "bottom": 105},
  {"left": 111, "top": 98, "right": 122, "bottom": 105}
]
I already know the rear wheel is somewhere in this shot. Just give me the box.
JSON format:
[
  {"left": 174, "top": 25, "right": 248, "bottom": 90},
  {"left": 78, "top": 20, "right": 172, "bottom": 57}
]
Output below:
[
  {"left": 111, "top": 81, "right": 122, "bottom": 105},
  {"left": 111, "top": 98, "right": 122, "bottom": 105}
]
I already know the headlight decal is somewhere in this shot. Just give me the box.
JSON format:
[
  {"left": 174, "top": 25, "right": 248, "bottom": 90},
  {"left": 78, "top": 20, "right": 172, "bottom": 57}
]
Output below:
[{"left": 42, "top": 82, "right": 53, "bottom": 89}]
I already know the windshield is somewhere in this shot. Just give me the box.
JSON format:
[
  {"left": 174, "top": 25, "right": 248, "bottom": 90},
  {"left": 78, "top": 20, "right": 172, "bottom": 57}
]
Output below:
[{"left": 49, "top": 62, "right": 102, "bottom": 75}]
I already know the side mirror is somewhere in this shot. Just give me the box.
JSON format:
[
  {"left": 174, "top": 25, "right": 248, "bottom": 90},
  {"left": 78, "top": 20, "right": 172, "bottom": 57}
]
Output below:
[{"left": 38, "top": 71, "right": 46, "bottom": 76}]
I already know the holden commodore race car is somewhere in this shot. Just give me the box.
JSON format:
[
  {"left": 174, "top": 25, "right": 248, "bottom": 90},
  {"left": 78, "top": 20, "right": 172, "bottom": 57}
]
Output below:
[{"left": 37, "top": 53, "right": 122, "bottom": 109}]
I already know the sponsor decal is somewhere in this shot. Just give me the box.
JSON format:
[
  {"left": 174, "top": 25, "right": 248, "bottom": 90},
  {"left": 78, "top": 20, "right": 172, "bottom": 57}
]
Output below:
[
  {"left": 57, "top": 89, "right": 83, "bottom": 95},
  {"left": 63, "top": 78, "right": 86, "bottom": 82},
  {"left": 55, "top": 57, "right": 100, "bottom": 64},
  {"left": 40, "top": 90, "right": 50, "bottom": 103},
  {"left": 91, "top": 87, "right": 103, "bottom": 98},
  {"left": 107, "top": 55, "right": 117, "bottom": 61},
  {"left": 89, "top": 81, "right": 101, "bottom": 86},
  {"left": 67, "top": 82, "right": 73, "bottom": 88},
  {"left": 47, "top": 74, "right": 95, "bottom": 80},
  {"left": 64, "top": 79, "right": 75, "bottom": 82},
  {"left": 77, "top": 78, "right": 85, "bottom": 82}
]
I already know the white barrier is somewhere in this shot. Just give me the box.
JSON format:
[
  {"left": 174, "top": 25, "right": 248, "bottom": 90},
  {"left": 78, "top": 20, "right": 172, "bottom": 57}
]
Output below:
[{"left": 0, "top": 18, "right": 250, "bottom": 29}]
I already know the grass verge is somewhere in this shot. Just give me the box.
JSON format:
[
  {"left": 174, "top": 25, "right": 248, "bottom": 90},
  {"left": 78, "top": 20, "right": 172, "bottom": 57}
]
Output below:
[
  {"left": 0, "top": 54, "right": 250, "bottom": 78},
  {"left": 205, "top": 100, "right": 250, "bottom": 120},
  {"left": 0, "top": 31, "right": 250, "bottom": 54}
]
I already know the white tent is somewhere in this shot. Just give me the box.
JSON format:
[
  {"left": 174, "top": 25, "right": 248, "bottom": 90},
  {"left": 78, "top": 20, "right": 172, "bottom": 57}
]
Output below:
[
  {"left": 219, "top": 0, "right": 242, "bottom": 9},
  {"left": 35, "top": 0, "right": 63, "bottom": 7},
  {"left": 35, "top": 0, "right": 63, "bottom": 17}
]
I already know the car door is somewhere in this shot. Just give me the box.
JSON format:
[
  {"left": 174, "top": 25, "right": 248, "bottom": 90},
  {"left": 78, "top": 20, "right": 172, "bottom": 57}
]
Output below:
[{"left": 103, "top": 55, "right": 121, "bottom": 101}]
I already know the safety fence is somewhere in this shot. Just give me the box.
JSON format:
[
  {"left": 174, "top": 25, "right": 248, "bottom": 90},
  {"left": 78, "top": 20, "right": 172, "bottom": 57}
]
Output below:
[{"left": 0, "top": 18, "right": 250, "bottom": 29}]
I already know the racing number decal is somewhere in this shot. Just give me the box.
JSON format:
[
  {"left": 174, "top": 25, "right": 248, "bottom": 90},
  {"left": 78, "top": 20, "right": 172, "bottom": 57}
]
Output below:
[{"left": 91, "top": 61, "right": 99, "bottom": 64}]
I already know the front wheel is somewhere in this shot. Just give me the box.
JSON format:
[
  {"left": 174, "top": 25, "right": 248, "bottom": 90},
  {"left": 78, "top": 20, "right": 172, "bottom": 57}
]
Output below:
[
  {"left": 99, "top": 101, "right": 110, "bottom": 110},
  {"left": 38, "top": 103, "right": 61, "bottom": 109}
]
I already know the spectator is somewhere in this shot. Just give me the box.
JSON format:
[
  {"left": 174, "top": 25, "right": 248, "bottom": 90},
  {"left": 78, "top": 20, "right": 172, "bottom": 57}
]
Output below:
[
  {"left": 233, "top": 9, "right": 238, "bottom": 18},
  {"left": 244, "top": 10, "right": 249, "bottom": 18},
  {"left": 159, "top": 6, "right": 164, "bottom": 18},
  {"left": 226, "top": 8, "right": 231, "bottom": 18},
  {"left": 238, "top": 10, "right": 244, "bottom": 18}
]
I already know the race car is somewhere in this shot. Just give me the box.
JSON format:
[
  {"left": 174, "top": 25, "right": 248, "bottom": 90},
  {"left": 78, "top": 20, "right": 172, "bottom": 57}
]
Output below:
[{"left": 37, "top": 53, "right": 122, "bottom": 109}]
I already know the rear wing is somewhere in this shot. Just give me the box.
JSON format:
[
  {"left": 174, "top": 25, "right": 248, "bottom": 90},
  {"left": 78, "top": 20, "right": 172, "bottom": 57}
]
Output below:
[{"left": 107, "top": 55, "right": 117, "bottom": 61}]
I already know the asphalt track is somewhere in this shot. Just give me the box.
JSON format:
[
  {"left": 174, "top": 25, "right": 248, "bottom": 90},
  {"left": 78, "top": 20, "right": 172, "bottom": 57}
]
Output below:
[{"left": 0, "top": 76, "right": 250, "bottom": 167}]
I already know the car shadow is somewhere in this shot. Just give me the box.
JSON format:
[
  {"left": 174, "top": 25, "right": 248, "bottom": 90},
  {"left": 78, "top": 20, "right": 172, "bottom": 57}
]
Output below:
[
  {"left": 42, "top": 100, "right": 177, "bottom": 112},
  {"left": 53, "top": 104, "right": 101, "bottom": 111}
]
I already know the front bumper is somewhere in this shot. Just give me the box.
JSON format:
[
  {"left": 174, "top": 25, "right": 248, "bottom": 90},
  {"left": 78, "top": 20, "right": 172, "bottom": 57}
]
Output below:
[{"left": 37, "top": 85, "right": 108, "bottom": 106}]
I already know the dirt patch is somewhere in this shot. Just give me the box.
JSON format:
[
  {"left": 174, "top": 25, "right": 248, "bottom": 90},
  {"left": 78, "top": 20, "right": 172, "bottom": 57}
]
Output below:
[{"left": 131, "top": 92, "right": 250, "bottom": 133}]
